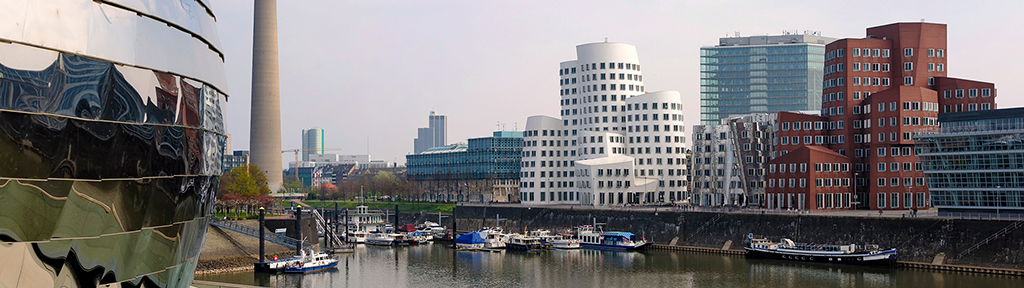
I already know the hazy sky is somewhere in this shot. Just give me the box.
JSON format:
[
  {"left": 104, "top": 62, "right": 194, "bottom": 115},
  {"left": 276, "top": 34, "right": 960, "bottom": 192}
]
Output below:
[{"left": 214, "top": 0, "right": 1024, "bottom": 168}]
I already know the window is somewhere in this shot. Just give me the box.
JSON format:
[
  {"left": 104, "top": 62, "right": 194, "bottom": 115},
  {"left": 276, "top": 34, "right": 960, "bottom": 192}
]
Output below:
[
  {"left": 881, "top": 49, "right": 889, "bottom": 58},
  {"left": 982, "top": 88, "right": 992, "bottom": 97},
  {"left": 937, "top": 49, "right": 944, "bottom": 58},
  {"left": 928, "top": 49, "right": 935, "bottom": 57},
  {"left": 904, "top": 48, "right": 913, "bottom": 57},
  {"left": 881, "top": 78, "right": 890, "bottom": 86},
  {"left": 969, "top": 89, "right": 978, "bottom": 98},
  {"left": 904, "top": 77, "right": 913, "bottom": 86},
  {"left": 937, "top": 63, "right": 944, "bottom": 72},
  {"left": 904, "top": 62, "right": 913, "bottom": 71},
  {"left": 872, "top": 49, "right": 880, "bottom": 57}
]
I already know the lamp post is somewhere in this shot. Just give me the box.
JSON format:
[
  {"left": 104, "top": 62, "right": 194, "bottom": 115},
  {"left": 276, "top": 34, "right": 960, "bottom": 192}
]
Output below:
[{"left": 853, "top": 172, "right": 859, "bottom": 212}]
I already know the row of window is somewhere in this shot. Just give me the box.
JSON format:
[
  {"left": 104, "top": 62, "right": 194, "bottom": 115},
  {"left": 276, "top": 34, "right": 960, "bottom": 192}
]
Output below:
[
  {"left": 561, "top": 72, "right": 644, "bottom": 85},
  {"left": 876, "top": 161, "right": 922, "bottom": 172},
  {"left": 942, "top": 88, "right": 992, "bottom": 99},
  {"left": 563, "top": 84, "right": 646, "bottom": 95},
  {"left": 877, "top": 192, "right": 927, "bottom": 209},
  {"left": 875, "top": 177, "right": 926, "bottom": 187},
  {"left": 562, "top": 62, "right": 641, "bottom": 76}
]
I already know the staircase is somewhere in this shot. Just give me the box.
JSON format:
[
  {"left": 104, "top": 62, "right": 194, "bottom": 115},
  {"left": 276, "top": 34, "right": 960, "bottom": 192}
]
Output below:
[
  {"left": 688, "top": 213, "right": 725, "bottom": 239},
  {"left": 209, "top": 217, "right": 307, "bottom": 250},
  {"left": 957, "top": 219, "right": 1024, "bottom": 259},
  {"left": 312, "top": 209, "right": 347, "bottom": 248}
]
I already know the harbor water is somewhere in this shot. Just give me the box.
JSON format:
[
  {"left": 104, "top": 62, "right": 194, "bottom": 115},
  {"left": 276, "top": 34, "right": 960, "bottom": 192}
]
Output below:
[{"left": 196, "top": 243, "right": 1021, "bottom": 287}]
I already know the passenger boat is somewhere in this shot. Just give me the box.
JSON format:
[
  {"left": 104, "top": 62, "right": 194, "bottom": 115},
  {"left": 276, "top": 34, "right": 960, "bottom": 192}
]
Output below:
[
  {"left": 283, "top": 249, "right": 339, "bottom": 274},
  {"left": 344, "top": 205, "right": 388, "bottom": 243},
  {"left": 551, "top": 234, "right": 581, "bottom": 249},
  {"left": 417, "top": 221, "right": 446, "bottom": 239},
  {"left": 507, "top": 235, "right": 545, "bottom": 251},
  {"left": 366, "top": 232, "right": 395, "bottom": 246},
  {"left": 744, "top": 234, "right": 898, "bottom": 267},
  {"left": 576, "top": 226, "right": 650, "bottom": 251},
  {"left": 254, "top": 255, "right": 303, "bottom": 274}
]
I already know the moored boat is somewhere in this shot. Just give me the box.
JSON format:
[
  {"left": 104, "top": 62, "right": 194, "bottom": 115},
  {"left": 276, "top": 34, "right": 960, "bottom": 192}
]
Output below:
[
  {"left": 346, "top": 230, "right": 369, "bottom": 243},
  {"left": 283, "top": 250, "right": 339, "bottom": 274},
  {"left": 366, "top": 232, "right": 395, "bottom": 246},
  {"left": 455, "top": 232, "right": 486, "bottom": 250},
  {"left": 507, "top": 235, "right": 545, "bottom": 251},
  {"left": 576, "top": 226, "right": 650, "bottom": 251},
  {"left": 744, "top": 234, "right": 897, "bottom": 267}
]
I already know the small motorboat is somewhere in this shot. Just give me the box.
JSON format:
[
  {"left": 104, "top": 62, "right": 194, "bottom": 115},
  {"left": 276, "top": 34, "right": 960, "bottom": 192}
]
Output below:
[{"left": 366, "top": 232, "right": 395, "bottom": 246}]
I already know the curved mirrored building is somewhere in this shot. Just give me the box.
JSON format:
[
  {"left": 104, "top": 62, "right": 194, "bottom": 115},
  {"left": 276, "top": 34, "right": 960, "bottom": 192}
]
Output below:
[{"left": 0, "top": 0, "right": 227, "bottom": 287}]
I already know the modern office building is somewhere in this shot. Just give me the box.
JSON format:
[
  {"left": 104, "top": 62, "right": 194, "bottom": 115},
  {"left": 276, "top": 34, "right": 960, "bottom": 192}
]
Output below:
[
  {"left": 413, "top": 111, "right": 448, "bottom": 154},
  {"left": 301, "top": 128, "right": 324, "bottom": 161},
  {"left": 520, "top": 42, "right": 689, "bottom": 206},
  {"left": 690, "top": 113, "right": 777, "bottom": 206},
  {"left": 407, "top": 131, "right": 523, "bottom": 203},
  {"left": 770, "top": 22, "right": 997, "bottom": 211},
  {"left": 700, "top": 33, "right": 835, "bottom": 125},
  {"left": 223, "top": 150, "right": 252, "bottom": 173},
  {"left": 915, "top": 108, "right": 1024, "bottom": 215}
]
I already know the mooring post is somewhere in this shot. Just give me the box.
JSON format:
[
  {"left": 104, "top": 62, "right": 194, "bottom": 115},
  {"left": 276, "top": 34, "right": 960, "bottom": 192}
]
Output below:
[
  {"left": 295, "top": 207, "right": 302, "bottom": 255},
  {"left": 259, "top": 207, "right": 265, "bottom": 262}
]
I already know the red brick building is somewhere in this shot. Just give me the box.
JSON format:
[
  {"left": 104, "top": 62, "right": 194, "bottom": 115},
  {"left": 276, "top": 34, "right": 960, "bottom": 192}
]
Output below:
[
  {"left": 767, "top": 145, "right": 852, "bottom": 211},
  {"left": 770, "top": 22, "right": 997, "bottom": 210}
]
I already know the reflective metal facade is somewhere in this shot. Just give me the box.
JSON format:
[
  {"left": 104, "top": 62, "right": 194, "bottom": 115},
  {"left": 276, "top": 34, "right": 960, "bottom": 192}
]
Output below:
[{"left": 0, "top": 0, "right": 226, "bottom": 287}]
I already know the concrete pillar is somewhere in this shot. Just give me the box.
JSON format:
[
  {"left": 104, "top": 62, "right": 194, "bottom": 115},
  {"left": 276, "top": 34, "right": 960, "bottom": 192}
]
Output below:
[{"left": 251, "top": 0, "right": 283, "bottom": 191}]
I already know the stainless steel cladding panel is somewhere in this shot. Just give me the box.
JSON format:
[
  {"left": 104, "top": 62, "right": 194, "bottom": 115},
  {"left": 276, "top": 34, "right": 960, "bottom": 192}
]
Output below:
[{"left": 0, "top": 0, "right": 227, "bottom": 287}]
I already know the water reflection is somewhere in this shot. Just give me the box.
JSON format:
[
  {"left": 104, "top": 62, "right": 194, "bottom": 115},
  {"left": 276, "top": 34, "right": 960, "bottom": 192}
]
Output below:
[{"left": 198, "top": 243, "right": 1022, "bottom": 288}]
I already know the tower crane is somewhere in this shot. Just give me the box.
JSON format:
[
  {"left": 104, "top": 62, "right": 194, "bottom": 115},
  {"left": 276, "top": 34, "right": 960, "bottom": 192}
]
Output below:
[{"left": 282, "top": 148, "right": 343, "bottom": 180}]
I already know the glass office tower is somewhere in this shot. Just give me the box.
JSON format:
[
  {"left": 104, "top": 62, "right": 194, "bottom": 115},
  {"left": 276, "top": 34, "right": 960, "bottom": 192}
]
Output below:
[{"left": 700, "top": 34, "right": 834, "bottom": 125}]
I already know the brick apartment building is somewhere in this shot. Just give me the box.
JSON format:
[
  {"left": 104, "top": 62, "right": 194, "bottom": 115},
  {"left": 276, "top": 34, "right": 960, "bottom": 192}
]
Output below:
[{"left": 768, "top": 22, "right": 997, "bottom": 211}]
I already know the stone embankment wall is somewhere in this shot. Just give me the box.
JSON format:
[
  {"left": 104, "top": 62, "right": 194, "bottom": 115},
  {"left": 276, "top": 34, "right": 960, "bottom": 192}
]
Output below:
[{"left": 453, "top": 206, "right": 1024, "bottom": 270}]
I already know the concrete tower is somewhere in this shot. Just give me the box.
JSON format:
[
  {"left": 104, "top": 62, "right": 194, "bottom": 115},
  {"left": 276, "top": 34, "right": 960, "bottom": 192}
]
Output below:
[{"left": 250, "top": 0, "right": 283, "bottom": 191}]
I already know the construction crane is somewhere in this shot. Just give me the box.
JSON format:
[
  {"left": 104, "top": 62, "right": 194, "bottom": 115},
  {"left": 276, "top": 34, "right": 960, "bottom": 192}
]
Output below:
[{"left": 282, "top": 147, "right": 343, "bottom": 180}]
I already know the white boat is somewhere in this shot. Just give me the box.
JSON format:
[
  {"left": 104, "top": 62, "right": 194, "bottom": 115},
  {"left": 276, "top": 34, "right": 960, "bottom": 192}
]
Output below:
[
  {"left": 417, "top": 221, "right": 446, "bottom": 239},
  {"left": 576, "top": 226, "right": 650, "bottom": 251},
  {"left": 507, "top": 235, "right": 545, "bottom": 251},
  {"left": 455, "top": 232, "right": 486, "bottom": 250},
  {"left": 346, "top": 230, "right": 368, "bottom": 243},
  {"left": 284, "top": 249, "right": 339, "bottom": 274},
  {"left": 366, "top": 232, "right": 395, "bottom": 246},
  {"left": 477, "top": 228, "right": 507, "bottom": 249},
  {"left": 551, "top": 236, "right": 581, "bottom": 249}
]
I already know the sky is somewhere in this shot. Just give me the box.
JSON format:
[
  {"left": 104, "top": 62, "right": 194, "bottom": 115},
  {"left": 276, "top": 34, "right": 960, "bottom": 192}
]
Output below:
[{"left": 212, "top": 0, "right": 1024, "bottom": 168}]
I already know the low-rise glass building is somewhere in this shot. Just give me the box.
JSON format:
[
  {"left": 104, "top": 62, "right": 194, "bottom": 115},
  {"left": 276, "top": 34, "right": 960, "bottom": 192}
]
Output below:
[
  {"left": 915, "top": 107, "right": 1024, "bottom": 215},
  {"left": 407, "top": 131, "right": 523, "bottom": 202}
]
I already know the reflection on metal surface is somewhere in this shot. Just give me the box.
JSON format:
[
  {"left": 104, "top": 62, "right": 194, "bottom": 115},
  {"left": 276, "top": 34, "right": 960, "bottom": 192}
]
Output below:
[{"left": 0, "top": 0, "right": 226, "bottom": 287}]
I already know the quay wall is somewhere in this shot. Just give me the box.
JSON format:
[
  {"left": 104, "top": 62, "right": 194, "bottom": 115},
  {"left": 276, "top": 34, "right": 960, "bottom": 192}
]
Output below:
[{"left": 452, "top": 205, "right": 1024, "bottom": 270}]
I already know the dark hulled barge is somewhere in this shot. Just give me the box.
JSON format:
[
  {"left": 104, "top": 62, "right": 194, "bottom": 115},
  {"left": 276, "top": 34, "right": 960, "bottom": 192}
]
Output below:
[{"left": 744, "top": 234, "right": 897, "bottom": 267}]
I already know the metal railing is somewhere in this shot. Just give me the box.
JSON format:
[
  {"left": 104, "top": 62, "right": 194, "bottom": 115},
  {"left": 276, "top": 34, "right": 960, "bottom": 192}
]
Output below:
[
  {"left": 938, "top": 211, "right": 1024, "bottom": 221},
  {"left": 957, "top": 218, "right": 1024, "bottom": 259},
  {"left": 210, "top": 217, "right": 306, "bottom": 250},
  {"left": 311, "top": 209, "right": 347, "bottom": 248},
  {"left": 688, "top": 213, "right": 725, "bottom": 239}
]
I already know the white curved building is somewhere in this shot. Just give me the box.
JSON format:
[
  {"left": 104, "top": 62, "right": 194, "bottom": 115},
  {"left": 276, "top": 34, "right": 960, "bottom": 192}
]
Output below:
[{"left": 522, "top": 42, "right": 687, "bottom": 206}]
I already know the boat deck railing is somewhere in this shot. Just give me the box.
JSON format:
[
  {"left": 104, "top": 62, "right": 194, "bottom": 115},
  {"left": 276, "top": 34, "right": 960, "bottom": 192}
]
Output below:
[{"left": 210, "top": 217, "right": 308, "bottom": 250}]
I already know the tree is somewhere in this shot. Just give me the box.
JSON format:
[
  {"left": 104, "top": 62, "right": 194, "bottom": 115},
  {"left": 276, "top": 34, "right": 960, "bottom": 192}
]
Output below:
[
  {"left": 319, "top": 183, "right": 340, "bottom": 199},
  {"left": 221, "top": 164, "right": 271, "bottom": 198},
  {"left": 373, "top": 171, "right": 399, "bottom": 197}
]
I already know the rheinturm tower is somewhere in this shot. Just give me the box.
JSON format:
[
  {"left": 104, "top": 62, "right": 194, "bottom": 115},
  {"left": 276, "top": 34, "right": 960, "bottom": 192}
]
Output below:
[{"left": 251, "top": 0, "right": 283, "bottom": 191}]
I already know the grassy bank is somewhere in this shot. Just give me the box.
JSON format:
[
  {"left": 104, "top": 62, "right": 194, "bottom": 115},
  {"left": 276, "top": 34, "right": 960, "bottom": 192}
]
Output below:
[{"left": 295, "top": 200, "right": 455, "bottom": 213}]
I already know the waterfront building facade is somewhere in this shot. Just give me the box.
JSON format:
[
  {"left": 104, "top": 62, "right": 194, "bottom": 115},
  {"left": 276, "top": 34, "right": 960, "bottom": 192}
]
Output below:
[
  {"left": 915, "top": 108, "right": 1024, "bottom": 215},
  {"left": 301, "top": 128, "right": 325, "bottom": 161},
  {"left": 766, "top": 145, "right": 853, "bottom": 211},
  {"left": 413, "top": 111, "right": 448, "bottom": 154},
  {"left": 407, "top": 131, "right": 523, "bottom": 202},
  {"left": 770, "top": 22, "right": 997, "bottom": 210},
  {"left": 700, "top": 34, "right": 834, "bottom": 125},
  {"left": 520, "top": 42, "right": 688, "bottom": 206},
  {"left": 690, "top": 113, "right": 777, "bottom": 206}
]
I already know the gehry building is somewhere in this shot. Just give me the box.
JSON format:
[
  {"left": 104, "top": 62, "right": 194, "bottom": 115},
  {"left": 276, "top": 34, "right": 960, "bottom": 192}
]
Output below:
[{"left": 520, "top": 42, "right": 688, "bottom": 206}]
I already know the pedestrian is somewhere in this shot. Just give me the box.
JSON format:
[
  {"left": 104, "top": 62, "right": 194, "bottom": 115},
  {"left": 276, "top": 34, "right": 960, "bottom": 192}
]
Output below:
[
  {"left": 878, "top": 210, "right": 883, "bottom": 217},
  {"left": 913, "top": 208, "right": 918, "bottom": 217}
]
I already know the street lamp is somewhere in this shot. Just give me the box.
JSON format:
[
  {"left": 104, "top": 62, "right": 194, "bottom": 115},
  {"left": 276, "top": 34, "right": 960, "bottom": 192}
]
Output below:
[{"left": 853, "top": 172, "right": 859, "bottom": 211}]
